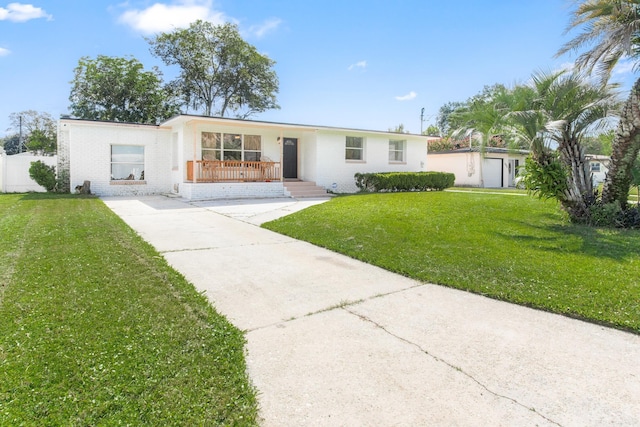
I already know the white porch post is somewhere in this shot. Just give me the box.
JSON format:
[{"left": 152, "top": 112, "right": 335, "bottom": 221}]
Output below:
[
  {"left": 279, "top": 129, "right": 284, "bottom": 182},
  {"left": 193, "top": 123, "right": 198, "bottom": 183}
]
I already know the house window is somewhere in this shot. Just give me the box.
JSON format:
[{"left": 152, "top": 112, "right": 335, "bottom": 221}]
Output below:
[
  {"left": 223, "top": 134, "right": 242, "bottom": 160},
  {"left": 244, "top": 135, "right": 262, "bottom": 161},
  {"left": 111, "top": 145, "right": 144, "bottom": 180},
  {"left": 389, "top": 139, "right": 405, "bottom": 162},
  {"left": 590, "top": 162, "right": 601, "bottom": 172},
  {"left": 171, "top": 132, "right": 179, "bottom": 169},
  {"left": 202, "top": 132, "right": 221, "bottom": 160},
  {"left": 346, "top": 136, "right": 364, "bottom": 161},
  {"left": 201, "top": 132, "right": 261, "bottom": 161}
]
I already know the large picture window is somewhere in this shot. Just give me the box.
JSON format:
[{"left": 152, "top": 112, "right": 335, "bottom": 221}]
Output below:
[
  {"left": 202, "top": 132, "right": 261, "bottom": 161},
  {"left": 389, "top": 139, "right": 405, "bottom": 162},
  {"left": 345, "top": 136, "right": 364, "bottom": 161},
  {"left": 111, "top": 145, "right": 144, "bottom": 180}
]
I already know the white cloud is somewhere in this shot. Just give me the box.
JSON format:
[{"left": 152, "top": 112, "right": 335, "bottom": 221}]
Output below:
[
  {"left": 248, "top": 18, "right": 282, "bottom": 38},
  {"left": 118, "top": 0, "right": 226, "bottom": 35},
  {"left": 613, "top": 59, "right": 635, "bottom": 75},
  {"left": 348, "top": 60, "right": 367, "bottom": 71},
  {"left": 395, "top": 91, "right": 417, "bottom": 101},
  {"left": 0, "top": 47, "right": 10, "bottom": 56},
  {"left": 557, "top": 62, "right": 576, "bottom": 73},
  {"left": 0, "top": 3, "right": 52, "bottom": 22}
]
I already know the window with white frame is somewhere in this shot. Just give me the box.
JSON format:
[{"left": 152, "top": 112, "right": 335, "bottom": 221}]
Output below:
[
  {"left": 202, "top": 132, "right": 221, "bottom": 160},
  {"left": 111, "top": 145, "right": 144, "bottom": 180},
  {"left": 389, "top": 139, "right": 405, "bottom": 162},
  {"left": 202, "top": 132, "right": 262, "bottom": 161},
  {"left": 345, "top": 136, "right": 364, "bottom": 161},
  {"left": 244, "top": 135, "right": 262, "bottom": 161},
  {"left": 590, "top": 162, "right": 601, "bottom": 172}
]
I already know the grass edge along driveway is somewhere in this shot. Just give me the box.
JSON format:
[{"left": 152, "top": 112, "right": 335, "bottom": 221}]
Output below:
[
  {"left": 0, "top": 194, "right": 258, "bottom": 426},
  {"left": 263, "top": 191, "right": 640, "bottom": 334}
]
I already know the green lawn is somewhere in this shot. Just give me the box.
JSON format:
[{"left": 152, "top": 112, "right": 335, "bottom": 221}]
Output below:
[
  {"left": 263, "top": 191, "right": 640, "bottom": 333},
  {"left": 0, "top": 194, "right": 258, "bottom": 426}
]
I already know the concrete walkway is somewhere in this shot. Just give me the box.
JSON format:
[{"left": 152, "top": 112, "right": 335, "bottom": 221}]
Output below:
[{"left": 102, "top": 195, "right": 640, "bottom": 426}]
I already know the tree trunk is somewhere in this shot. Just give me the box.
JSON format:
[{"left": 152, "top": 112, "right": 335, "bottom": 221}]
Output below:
[
  {"left": 602, "top": 78, "right": 640, "bottom": 207},
  {"left": 558, "top": 136, "right": 594, "bottom": 220}
]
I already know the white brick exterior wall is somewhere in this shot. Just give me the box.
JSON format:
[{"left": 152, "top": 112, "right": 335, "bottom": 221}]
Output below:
[
  {"left": 310, "top": 130, "right": 428, "bottom": 193},
  {"left": 60, "top": 119, "right": 172, "bottom": 196},
  {"left": 181, "top": 182, "right": 286, "bottom": 200}
]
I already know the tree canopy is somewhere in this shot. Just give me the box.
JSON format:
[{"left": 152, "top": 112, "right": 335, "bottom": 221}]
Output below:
[
  {"left": 147, "top": 21, "right": 279, "bottom": 118},
  {"left": 1, "top": 134, "right": 21, "bottom": 155},
  {"left": 69, "top": 55, "right": 180, "bottom": 124},
  {"left": 4, "top": 110, "right": 57, "bottom": 155},
  {"left": 437, "top": 71, "right": 620, "bottom": 222}
]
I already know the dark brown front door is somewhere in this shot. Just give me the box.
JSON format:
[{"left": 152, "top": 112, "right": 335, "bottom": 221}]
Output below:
[{"left": 283, "top": 138, "right": 298, "bottom": 179}]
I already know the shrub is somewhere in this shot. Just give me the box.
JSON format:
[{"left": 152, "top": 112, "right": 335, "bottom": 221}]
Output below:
[
  {"left": 29, "top": 160, "right": 57, "bottom": 192},
  {"left": 427, "top": 138, "right": 456, "bottom": 152},
  {"left": 521, "top": 155, "right": 568, "bottom": 200},
  {"left": 587, "top": 201, "right": 640, "bottom": 228},
  {"left": 588, "top": 201, "right": 622, "bottom": 227},
  {"left": 354, "top": 172, "right": 455, "bottom": 192}
]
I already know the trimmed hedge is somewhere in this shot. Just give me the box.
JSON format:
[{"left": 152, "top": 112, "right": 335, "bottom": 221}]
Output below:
[{"left": 354, "top": 171, "right": 455, "bottom": 192}]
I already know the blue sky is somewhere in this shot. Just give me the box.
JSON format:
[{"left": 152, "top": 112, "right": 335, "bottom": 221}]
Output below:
[{"left": 0, "top": 0, "right": 636, "bottom": 137}]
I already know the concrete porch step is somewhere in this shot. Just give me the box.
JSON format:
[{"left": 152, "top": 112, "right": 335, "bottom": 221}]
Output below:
[{"left": 283, "top": 181, "right": 330, "bottom": 198}]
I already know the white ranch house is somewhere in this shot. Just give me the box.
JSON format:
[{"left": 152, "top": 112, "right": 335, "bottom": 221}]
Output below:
[
  {"left": 426, "top": 147, "right": 529, "bottom": 188},
  {"left": 58, "top": 115, "right": 430, "bottom": 199},
  {"left": 586, "top": 154, "right": 610, "bottom": 186}
]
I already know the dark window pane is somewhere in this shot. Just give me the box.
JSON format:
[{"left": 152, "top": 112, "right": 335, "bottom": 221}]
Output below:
[
  {"left": 224, "top": 134, "right": 242, "bottom": 150},
  {"left": 244, "top": 135, "right": 261, "bottom": 150}
]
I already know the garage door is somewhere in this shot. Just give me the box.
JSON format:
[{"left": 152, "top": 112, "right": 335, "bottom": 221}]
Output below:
[{"left": 483, "top": 158, "right": 503, "bottom": 188}]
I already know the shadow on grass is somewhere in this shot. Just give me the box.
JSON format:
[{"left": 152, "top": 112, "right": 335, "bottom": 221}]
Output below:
[
  {"left": 18, "top": 193, "right": 96, "bottom": 201},
  {"left": 499, "top": 219, "right": 640, "bottom": 261}
]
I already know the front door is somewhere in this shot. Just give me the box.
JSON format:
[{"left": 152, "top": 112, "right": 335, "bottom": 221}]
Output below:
[{"left": 283, "top": 138, "right": 298, "bottom": 179}]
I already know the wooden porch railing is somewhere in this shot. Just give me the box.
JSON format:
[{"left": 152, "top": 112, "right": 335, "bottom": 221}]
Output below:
[{"left": 186, "top": 160, "right": 281, "bottom": 182}]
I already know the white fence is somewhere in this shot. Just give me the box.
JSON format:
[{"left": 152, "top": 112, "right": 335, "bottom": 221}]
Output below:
[{"left": 0, "top": 150, "right": 57, "bottom": 193}]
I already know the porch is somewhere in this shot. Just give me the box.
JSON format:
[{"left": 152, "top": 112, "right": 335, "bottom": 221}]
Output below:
[{"left": 186, "top": 160, "right": 282, "bottom": 183}]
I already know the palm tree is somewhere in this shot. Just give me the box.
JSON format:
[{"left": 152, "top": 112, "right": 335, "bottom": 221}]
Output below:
[
  {"left": 528, "top": 71, "right": 619, "bottom": 219},
  {"left": 509, "top": 71, "right": 618, "bottom": 219},
  {"left": 557, "top": 0, "right": 640, "bottom": 207}
]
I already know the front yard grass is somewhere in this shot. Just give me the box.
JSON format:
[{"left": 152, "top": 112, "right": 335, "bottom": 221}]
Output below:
[
  {"left": 263, "top": 191, "right": 640, "bottom": 333},
  {"left": 0, "top": 194, "right": 257, "bottom": 426}
]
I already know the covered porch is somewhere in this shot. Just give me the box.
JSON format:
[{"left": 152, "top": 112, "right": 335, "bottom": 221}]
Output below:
[{"left": 186, "top": 160, "right": 282, "bottom": 183}]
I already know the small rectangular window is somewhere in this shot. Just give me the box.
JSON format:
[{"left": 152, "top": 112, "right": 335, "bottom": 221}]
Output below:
[
  {"left": 202, "top": 132, "right": 222, "bottom": 160},
  {"left": 345, "top": 136, "right": 364, "bottom": 161},
  {"left": 590, "top": 162, "right": 601, "bottom": 172},
  {"left": 244, "top": 135, "right": 262, "bottom": 161},
  {"left": 389, "top": 139, "right": 405, "bottom": 162},
  {"left": 223, "top": 134, "right": 242, "bottom": 160},
  {"left": 111, "top": 145, "right": 144, "bottom": 180}
]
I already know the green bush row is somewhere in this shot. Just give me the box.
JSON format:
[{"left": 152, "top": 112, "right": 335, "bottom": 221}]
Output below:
[{"left": 354, "top": 172, "right": 455, "bottom": 192}]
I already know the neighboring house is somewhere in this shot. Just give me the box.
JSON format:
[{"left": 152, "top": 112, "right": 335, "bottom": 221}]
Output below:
[
  {"left": 58, "top": 115, "right": 429, "bottom": 199},
  {"left": 586, "top": 154, "right": 610, "bottom": 186},
  {"left": 0, "top": 149, "right": 57, "bottom": 193},
  {"left": 426, "top": 147, "right": 529, "bottom": 188}
]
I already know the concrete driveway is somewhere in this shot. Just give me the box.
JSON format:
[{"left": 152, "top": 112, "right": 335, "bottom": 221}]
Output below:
[{"left": 102, "top": 195, "right": 640, "bottom": 426}]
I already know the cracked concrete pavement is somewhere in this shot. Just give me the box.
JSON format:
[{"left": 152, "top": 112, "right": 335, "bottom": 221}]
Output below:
[{"left": 102, "top": 195, "right": 640, "bottom": 426}]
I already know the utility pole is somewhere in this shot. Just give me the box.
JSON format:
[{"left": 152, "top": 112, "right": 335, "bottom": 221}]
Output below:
[
  {"left": 19, "top": 115, "right": 25, "bottom": 152},
  {"left": 420, "top": 107, "right": 425, "bottom": 135}
]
